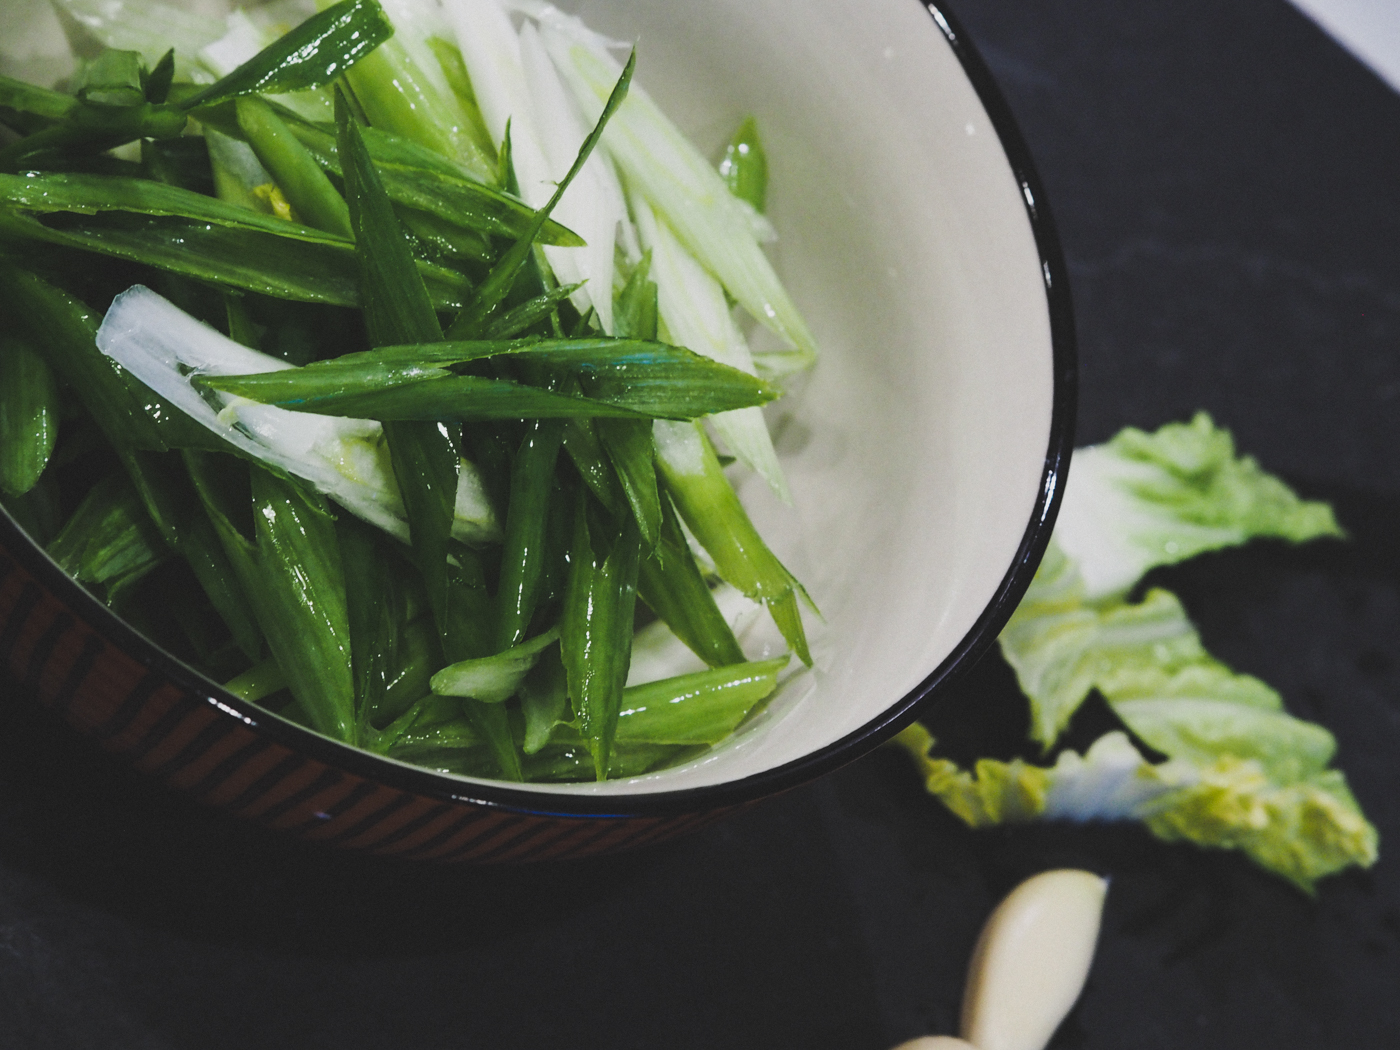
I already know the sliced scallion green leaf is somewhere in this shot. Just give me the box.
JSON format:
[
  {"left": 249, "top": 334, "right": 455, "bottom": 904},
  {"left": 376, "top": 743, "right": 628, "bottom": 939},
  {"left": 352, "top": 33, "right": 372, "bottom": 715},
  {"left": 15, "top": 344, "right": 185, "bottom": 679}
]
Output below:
[
  {"left": 190, "top": 453, "right": 357, "bottom": 743},
  {"left": 179, "top": 0, "right": 395, "bottom": 111},
  {"left": 561, "top": 499, "right": 641, "bottom": 779},
  {"left": 613, "top": 657, "right": 787, "bottom": 745},
  {"left": 235, "top": 97, "right": 353, "bottom": 238},
  {"left": 199, "top": 335, "right": 778, "bottom": 420},
  {"left": 494, "top": 421, "right": 565, "bottom": 650},
  {"left": 596, "top": 418, "right": 660, "bottom": 549},
  {"left": 46, "top": 472, "right": 169, "bottom": 606},
  {"left": 337, "top": 87, "right": 461, "bottom": 670},
  {"left": 461, "top": 698, "right": 523, "bottom": 781},
  {"left": 0, "top": 209, "right": 469, "bottom": 310},
  {"left": 431, "top": 628, "right": 560, "bottom": 702},
  {"left": 74, "top": 49, "right": 147, "bottom": 108},
  {"left": 519, "top": 642, "right": 569, "bottom": 754},
  {"left": 0, "top": 171, "right": 349, "bottom": 244},
  {"left": 121, "top": 448, "right": 263, "bottom": 662},
  {"left": 0, "top": 337, "right": 59, "bottom": 498},
  {"left": 636, "top": 494, "right": 746, "bottom": 668},
  {"left": 718, "top": 116, "right": 768, "bottom": 214},
  {"left": 654, "top": 420, "right": 811, "bottom": 665}
]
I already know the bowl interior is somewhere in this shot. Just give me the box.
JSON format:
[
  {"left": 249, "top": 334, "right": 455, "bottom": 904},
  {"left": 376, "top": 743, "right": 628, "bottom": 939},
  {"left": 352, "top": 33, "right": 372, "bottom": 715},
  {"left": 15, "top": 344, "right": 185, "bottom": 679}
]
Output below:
[
  {"left": 2, "top": 0, "right": 1058, "bottom": 801},
  {"left": 521, "top": 0, "right": 1056, "bottom": 796}
]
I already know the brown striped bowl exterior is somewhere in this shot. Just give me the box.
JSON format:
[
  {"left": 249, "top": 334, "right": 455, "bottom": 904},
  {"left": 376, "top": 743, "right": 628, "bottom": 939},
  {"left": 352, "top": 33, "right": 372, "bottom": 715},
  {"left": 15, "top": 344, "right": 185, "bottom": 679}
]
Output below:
[{"left": 0, "top": 529, "right": 734, "bottom": 863}]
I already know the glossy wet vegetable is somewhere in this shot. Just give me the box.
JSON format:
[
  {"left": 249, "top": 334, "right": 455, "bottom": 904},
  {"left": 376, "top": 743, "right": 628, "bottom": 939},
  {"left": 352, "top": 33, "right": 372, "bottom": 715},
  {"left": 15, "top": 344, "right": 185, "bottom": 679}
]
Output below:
[{"left": 0, "top": 0, "right": 816, "bottom": 782}]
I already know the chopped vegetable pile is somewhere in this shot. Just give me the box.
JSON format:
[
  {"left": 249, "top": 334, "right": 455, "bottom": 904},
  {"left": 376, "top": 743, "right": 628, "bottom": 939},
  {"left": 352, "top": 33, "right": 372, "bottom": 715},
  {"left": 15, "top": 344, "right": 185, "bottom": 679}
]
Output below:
[
  {"left": 896, "top": 414, "right": 1379, "bottom": 892},
  {"left": 0, "top": 0, "right": 817, "bottom": 783}
]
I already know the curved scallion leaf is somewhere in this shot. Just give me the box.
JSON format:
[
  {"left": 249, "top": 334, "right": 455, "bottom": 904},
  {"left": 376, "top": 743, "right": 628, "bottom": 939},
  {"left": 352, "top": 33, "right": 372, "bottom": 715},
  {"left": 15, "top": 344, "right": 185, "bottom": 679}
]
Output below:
[
  {"left": 200, "top": 336, "right": 779, "bottom": 420},
  {"left": 179, "top": 0, "right": 396, "bottom": 111},
  {"left": 0, "top": 337, "right": 59, "bottom": 498},
  {"left": 0, "top": 208, "right": 469, "bottom": 310}
]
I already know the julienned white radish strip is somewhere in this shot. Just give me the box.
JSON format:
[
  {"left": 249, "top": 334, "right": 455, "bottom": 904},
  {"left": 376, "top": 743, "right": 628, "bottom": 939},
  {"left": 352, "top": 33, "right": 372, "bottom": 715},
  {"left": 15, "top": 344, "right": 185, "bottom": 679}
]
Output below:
[
  {"left": 52, "top": 0, "right": 226, "bottom": 72},
  {"left": 94, "top": 285, "right": 499, "bottom": 546},
  {"left": 506, "top": 0, "right": 625, "bottom": 53},
  {"left": 518, "top": 19, "right": 620, "bottom": 332},
  {"left": 505, "top": 0, "right": 643, "bottom": 262},
  {"left": 533, "top": 12, "right": 817, "bottom": 359},
  {"left": 440, "top": 0, "right": 615, "bottom": 329},
  {"left": 440, "top": 0, "right": 553, "bottom": 199},
  {"left": 960, "top": 869, "right": 1108, "bottom": 1050},
  {"left": 632, "top": 195, "right": 790, "bottom": 504}
]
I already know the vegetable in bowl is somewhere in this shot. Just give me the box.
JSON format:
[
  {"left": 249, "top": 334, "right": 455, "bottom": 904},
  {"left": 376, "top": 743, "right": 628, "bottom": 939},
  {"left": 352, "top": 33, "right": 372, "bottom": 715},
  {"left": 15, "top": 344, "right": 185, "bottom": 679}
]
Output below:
[
  {"left": 0, "top": 0, "right": 1074, "bottom": 858},
  {"left": 0, "top": 0, "right": 819, "bottom": 783}
]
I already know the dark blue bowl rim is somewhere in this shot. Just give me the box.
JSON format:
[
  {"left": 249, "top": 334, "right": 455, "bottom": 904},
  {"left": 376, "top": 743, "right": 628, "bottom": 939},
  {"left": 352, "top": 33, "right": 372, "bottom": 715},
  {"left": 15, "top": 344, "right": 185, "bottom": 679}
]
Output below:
[{"left": 1, "top": 0, "right": 1076, "bottom": 824}]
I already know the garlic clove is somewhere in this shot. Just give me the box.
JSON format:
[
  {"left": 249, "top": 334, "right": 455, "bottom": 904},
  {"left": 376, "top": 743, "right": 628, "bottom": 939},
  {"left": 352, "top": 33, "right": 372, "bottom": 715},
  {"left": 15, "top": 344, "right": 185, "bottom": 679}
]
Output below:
[{"left": 959, "top": 868, "right": 1108, "bottom": 1050}]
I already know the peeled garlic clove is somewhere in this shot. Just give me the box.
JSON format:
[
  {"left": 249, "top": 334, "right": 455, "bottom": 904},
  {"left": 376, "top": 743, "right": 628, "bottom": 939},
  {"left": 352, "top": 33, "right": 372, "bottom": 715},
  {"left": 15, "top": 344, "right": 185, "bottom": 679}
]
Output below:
[
  {"left": 960, "top": 868, "right": 1108, "bottom": 1050},
  {"left": 889, "top": 1038, "right": 979, "bottom": 1050}
]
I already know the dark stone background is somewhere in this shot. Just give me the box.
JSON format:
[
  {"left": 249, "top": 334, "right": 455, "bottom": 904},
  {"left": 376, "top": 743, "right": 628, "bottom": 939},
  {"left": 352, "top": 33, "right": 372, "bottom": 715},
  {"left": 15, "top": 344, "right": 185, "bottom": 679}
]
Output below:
[{"left": 1, "top": 0, "right": 1397, "bottom": 1047}]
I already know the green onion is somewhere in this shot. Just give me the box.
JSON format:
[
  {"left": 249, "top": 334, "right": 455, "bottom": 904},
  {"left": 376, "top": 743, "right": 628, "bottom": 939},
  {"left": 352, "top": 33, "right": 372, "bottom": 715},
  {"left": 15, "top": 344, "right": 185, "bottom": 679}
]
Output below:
[
  {"left": 719, "top": 116, "right": 768, "bottom": 214},
  {"left": 0, "top": 4, "right": 819, "bottom": 784},
  {"left": 636, "top": 494, "right": 746, "bottom": 668},
  {"left": 613, "top": 658, "right": 788, "bottom": 745},
  {"left": 189, "top": 452, "right": 356, "bottom": 743},
  {"left": 0, "top": 338, "right": 59, "bottom": 498},
  {"left": 338, "top": 84, "right": 462, "bottom": 669},
  {"left": 561, "top": 501, "right": 641, "bottom": 779},
  {"left": 46, "top": 473, "right": 169, "bottom": 606},
  {"left": 178, "top": 0, "right": 395, "bottom": 111},
  {"left": 432, "top": 629, "right": 560, "bottom": 702},
  {"left": 654, "top": 420, "right": 812, "bottom": 666},
  {"left": 235, "top": 97, "right": 354, "bottom": 237},
  {"left": 494, "top": 422, "right": 566, "bottom": 649}
]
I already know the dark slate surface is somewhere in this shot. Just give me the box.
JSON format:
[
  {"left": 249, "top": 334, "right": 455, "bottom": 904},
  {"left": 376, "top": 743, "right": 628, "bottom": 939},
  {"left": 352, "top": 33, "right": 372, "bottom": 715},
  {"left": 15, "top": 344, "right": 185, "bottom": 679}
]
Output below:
[{"left": 1, "top": 0, "right": 1397, "bottom": 1046}]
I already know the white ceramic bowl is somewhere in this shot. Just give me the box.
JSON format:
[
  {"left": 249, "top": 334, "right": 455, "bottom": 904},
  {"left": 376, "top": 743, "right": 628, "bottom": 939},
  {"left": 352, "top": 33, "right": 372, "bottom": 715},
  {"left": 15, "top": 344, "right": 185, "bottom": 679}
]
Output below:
[{"left": 0, "top": 0, "right": 1073, "bottom": 857}]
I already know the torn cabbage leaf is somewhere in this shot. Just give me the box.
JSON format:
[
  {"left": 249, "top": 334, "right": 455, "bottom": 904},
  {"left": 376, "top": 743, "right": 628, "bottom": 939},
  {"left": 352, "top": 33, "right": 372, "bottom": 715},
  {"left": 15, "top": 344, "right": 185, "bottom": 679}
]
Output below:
[
  {"left": 1052, "top": 411, "right": 1343, "bottom": 599},
  {"left": 894, "top": 725, "right": 1377, "bottom": 893},
  {"left": 897, "top": 414, "right": 1376, "bottom": 892}
]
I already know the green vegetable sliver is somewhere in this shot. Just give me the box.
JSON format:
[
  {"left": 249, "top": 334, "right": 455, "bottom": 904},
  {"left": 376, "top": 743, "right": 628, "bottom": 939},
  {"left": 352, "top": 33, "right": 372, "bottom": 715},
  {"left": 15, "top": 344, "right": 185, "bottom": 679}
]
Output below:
[
  {"left": 0, "top": 338, "right": 59, "bottom": 498},
  {"left": 179, "top": 0, "right": 395, "bottom": 111},
  {"left": 0, "top": 10, "right": 818, "bottom": 786}
]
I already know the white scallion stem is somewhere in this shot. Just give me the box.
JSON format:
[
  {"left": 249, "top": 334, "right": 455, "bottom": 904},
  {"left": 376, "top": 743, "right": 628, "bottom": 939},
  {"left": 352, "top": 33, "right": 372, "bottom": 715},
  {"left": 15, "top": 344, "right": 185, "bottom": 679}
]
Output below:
[
  {"left": 633, "top": 195, "right": 790, "bottom": 503},
  {"left": 95, "top": 285, "right": 499, "bottom": 546},
  {"left": 536, "top": 16, "right": 816, "bottom": 359}
]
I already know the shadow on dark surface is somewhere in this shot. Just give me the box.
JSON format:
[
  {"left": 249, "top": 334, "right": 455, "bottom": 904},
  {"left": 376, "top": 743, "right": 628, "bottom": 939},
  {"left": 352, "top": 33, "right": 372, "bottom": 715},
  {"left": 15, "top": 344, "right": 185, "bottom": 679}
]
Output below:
[
  {"left": 953, "top": 0, "right": 1400, "bottom": 496},
  {"left": 0, "top": 675, "right": 660, "bottom": 957},
  {"left": 0, "top": 676, "right": 889, "bottom": 1048}
]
